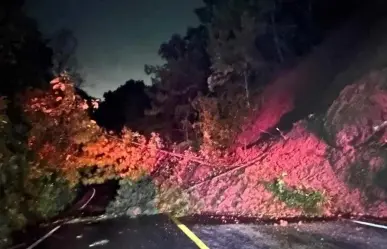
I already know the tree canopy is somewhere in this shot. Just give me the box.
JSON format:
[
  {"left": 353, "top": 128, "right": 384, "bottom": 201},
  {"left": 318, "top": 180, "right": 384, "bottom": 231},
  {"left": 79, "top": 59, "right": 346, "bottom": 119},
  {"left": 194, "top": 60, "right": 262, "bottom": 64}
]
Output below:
[
  {"left": 0, "top": 0, "right": 53, "bottom": 97},
  {"left": 93, "top": 80, "right": 151, "bottom": 133},
  {"left": 144, "top": 25, "right": 211, "bottom": 141}
]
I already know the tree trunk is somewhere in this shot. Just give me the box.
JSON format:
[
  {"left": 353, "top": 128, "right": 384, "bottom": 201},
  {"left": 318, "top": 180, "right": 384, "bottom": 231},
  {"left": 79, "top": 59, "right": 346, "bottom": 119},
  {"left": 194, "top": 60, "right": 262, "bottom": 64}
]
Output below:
[
  {"left": 271, "top": 6, "right": 284, "bottom": 63},
  {"left": 244, "top": 70, "right": 250, "bottom": 108}
]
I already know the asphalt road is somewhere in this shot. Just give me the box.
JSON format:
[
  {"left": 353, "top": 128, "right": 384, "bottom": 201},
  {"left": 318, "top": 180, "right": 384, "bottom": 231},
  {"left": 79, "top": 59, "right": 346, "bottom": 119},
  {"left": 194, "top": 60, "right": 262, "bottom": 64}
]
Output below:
[
  {"left": 11, "top": 186, "right": 387, "bottom": 249},
  {"left": 21, "top": 215, "right": 387, "bottom": 249}
]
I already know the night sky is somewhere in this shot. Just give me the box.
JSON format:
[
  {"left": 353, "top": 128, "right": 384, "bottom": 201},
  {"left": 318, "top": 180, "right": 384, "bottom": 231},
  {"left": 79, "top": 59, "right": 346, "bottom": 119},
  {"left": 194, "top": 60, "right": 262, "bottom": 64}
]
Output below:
[{"left": 25, "top": 0, "right": 202, "bottom": 98}]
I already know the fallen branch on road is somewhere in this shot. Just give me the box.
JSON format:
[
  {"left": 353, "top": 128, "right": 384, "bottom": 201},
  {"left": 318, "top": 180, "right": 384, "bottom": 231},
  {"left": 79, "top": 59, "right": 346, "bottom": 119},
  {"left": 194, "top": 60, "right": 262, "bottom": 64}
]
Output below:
[{"left": 185, "top": 148, "right": 269, "bottom": 191}]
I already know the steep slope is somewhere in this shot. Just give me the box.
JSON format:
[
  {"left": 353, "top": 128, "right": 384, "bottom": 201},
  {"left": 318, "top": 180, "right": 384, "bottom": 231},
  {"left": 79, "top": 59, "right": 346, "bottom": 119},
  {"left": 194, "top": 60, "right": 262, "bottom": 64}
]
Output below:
[
  {"left": 186, "top": 69, "right": 387, "bottom": 218},
  {"left": 237, "top": 8, "right": 380, "bottom": 147},
  {"left": 166, "top": 7, "right": 387, "bottom": 219}
]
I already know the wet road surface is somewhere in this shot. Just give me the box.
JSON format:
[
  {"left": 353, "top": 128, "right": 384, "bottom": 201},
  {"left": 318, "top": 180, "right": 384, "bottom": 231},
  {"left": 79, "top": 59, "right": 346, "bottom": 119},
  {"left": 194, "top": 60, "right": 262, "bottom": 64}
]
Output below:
[{"left": 21, "top": 215, "right": 387, "bottom": 249}]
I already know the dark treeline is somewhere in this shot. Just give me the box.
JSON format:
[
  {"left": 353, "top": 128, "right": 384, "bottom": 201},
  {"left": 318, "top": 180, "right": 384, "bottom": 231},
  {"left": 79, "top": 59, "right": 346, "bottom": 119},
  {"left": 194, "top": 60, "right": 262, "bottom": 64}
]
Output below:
[
  {"left": 0, "top": 0, "right": 52, "bottom": 97},
  {"left": 0, "top": 0, "right": 383, "bottom": 247},
  {"left": 94, "top": 0, "right": 366, "bottom": 143},
  {"left": 1, "top": 1, "right": 77, "bottom": 247}
]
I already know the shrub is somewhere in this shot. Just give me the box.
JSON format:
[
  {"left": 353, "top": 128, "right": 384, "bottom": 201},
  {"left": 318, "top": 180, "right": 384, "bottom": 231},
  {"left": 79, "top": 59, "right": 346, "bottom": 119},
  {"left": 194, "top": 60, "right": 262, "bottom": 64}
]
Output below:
[
  {"left": 0, "top": 97, "right": 30, "bottom": 248},
  {"left": 0, "top": 96, "right": 76, "bottom": 248},
  {"left": 191, "top": 89, "right": 260, "bottom": 151},
  {"left": 192, "top": 96, "right": 235, "bottom": 150},
  {"left": 25, "top": 172, "right": 76, "bottom": 220},
  {"left": 263, "top": 174, "right": 326, "bottom": 214},
  {"left": 106, "top": 177, "right": 194, "bottom": 218},
  {"left": 19, "top": 73, "right": 101, "bottom": 185},
  {"left": 76, "top": 130, "right": 165, "bottom": 184},
  {"left": 155, "top": 183, "right": 194, "bottom": 217},
  {"left": 106, "top": 177, "right": 158, "bottom": 217}
]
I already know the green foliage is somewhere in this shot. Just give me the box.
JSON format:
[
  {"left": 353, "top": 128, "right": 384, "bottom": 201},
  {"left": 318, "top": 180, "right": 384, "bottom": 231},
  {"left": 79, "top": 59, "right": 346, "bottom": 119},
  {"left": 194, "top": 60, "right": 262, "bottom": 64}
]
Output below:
[
  {"left": 25, "top": 173, "right": 76, "bottom": 220},
  {"left": 78, "top": 166, "right": 118, "bottom": 185},
  {"left": 0, "top": 215, "right": 12, "bottom": 249},
  {"left": 263, "top": 174, "right": 326, "bottom": 214},
  {"left": 0, "top": 97, "right": 75, "bottom": 248},
  {"left": 203, "top": 0, "right": 264, "bottom": 109},
  {"left": 106, "top": 177, "right": 158, "bottom": 217},
  {"left": 20, "top": 75, "right": 102, "bottom": 185},
  {"left": 106, "top": 177, "right": 193, "bottom": 218},
  {"left": 155, "top": 184, "right": 192, "bottom": 217},
  {"left": 0, "top": 97, "right": 29, "bottom": 248},
  {"left": 205, "top": 0, "right": 264, "bottom": 71},
  {"left": 192, "top": 95, "right": 242, "bottom": 149},
  {"left": 144, "top": 26, "right": 211, "bottom": 141}
]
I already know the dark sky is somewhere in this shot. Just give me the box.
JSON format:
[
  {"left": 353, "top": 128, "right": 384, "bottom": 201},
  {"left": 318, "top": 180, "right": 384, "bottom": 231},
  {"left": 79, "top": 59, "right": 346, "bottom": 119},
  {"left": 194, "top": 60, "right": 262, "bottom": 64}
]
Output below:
[{"left": 25, "top": 0, "right": 202, "bottom": 98}]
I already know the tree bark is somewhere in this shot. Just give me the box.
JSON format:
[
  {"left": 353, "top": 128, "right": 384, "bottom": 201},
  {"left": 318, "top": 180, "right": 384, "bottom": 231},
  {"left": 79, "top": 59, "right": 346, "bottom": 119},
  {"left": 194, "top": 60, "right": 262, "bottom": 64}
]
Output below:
[
  {"left": 244, "top": 69, "right": 250, "bottom": 108},
  {"left": 271, "top": 4, "right": 284, "bottom": 63}
]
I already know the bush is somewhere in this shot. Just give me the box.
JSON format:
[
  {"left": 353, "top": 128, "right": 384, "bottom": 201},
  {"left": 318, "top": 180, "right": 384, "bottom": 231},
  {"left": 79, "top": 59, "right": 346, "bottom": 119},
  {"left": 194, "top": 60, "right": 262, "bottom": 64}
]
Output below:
[
  {"left": 0, "top": 96, "right": 75, "bottom": 248},
  {"left": 106, "top": 177, "right": 158, "bottom": 217},
  {"left": 191, "top": 89, "right": 261, "bottom": 151},
  {"left": 0, "top": 97, "right": 30, "bottom": 248},
  {"left": 19, "top": 74, "right": 102, "bottom": 185},
  {"left": 25, "top": 172, "right": 76, "bottom": 220},
  {"left": 106, "top": 177, "right": 195, "bottom": 218},
  {"left": 155, "top": 183, "right": 193, "bottom": 217},
  {"left": 263, "top": 174, "right": 326, "bottom": 214}
]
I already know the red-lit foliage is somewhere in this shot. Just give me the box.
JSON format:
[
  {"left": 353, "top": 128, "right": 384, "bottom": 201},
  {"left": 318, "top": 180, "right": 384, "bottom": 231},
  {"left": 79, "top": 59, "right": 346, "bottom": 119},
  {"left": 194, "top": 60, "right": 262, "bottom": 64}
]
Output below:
[
  {"left": 19, "top": 74, "right": 101, "bottom": 183},
  {"left": 20, "top": 75, "right": 239, "bottom": 185},
  {"left": 183, "top": 121, "right": 387, "bottom": 218},
  {"left": 20, "top": 75, "right": 167, "bottom": 184},
  {"left": 237, "top": 72, "right": 296, "bottom": 146},
  {"left": 20, "top": 69, "right": 387, "bottom": 219},
  {"left": 179, "top": 70, "right": 387, "bottom": 218},
  {"left": 75, "top": 131, "right": 166, "bottom": 183}
]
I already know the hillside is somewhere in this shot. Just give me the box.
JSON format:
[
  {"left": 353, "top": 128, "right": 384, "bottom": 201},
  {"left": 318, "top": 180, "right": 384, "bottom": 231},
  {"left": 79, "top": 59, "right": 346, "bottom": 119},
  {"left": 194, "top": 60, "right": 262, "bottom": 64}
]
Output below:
[
  {"left": 4, "top": 1, "right": 387, "bottom": 247},
  {"left": 138, "top": 7, "right": 387, "bottom": 219}
]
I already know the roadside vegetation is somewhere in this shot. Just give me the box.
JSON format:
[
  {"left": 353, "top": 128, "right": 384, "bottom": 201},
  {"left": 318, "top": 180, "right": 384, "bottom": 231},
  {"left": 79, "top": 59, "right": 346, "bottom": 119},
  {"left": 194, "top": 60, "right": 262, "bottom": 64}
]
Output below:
[
  {"left": 0, "top": 97, "right": 75, "bottom": 248},
  {"left": 1, "top": 0, "right": 386, "bottom": 248},
  {"left": 263, "top": 174, "right": 326, "bottom": 215}
]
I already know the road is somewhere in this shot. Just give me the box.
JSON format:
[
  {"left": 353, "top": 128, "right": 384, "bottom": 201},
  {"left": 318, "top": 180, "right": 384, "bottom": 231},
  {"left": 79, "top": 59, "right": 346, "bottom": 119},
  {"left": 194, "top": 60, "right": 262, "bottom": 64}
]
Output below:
[
  {"left": 19, "top": 214, "right": 387, "bottom": 249},
  {"left": 10, "top": 186, "right": 387, "bottom": 249}
]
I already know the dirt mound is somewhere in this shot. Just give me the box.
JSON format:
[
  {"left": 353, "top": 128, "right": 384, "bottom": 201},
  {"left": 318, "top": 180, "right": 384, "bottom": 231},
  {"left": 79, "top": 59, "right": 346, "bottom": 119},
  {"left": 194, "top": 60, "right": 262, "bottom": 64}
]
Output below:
[
  {"left": 158, "top": 14, "right": 387, "bottom": 219},
  {"left": 179, "top": 69, "right": 387, "bottom": 219}
]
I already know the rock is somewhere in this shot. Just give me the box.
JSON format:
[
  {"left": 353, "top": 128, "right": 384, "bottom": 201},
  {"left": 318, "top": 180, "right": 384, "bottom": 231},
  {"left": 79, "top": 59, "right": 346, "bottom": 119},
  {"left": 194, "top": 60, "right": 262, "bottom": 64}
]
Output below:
[
  {"left": 325, "top": 70, "right": 387, "bottom": 149},
  {"left": 324, "top": 70, "right": 387, "bottom": 207},
  {"left": 279, "top": 220, "right": 289, "bottom": 227}
]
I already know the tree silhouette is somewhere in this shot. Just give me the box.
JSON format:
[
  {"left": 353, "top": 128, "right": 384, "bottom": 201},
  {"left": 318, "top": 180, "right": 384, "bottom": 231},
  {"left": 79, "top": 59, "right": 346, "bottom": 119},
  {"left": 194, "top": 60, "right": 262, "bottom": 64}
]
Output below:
[
  {"left": 0, "top": 0, "right": 53, "bottom": 97},
  {"left": 48, "top": 28, "right": 84, "bottom": 87},
  {"left": 144, "top": 25, "right": 211, "bottom": 141},
  {"left": 93, "top": 80, "right": 152, "bottom": 133}
]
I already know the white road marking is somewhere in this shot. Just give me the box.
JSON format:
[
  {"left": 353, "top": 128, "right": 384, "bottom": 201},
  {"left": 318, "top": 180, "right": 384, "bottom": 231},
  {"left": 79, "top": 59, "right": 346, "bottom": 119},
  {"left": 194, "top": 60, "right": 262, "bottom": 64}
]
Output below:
[
  {"left": 24, "top": 188, "right": 96, "bottom": 249},
  {"left": 351, "top": 220, "right": 387, "bottom": 230},
  {"left": 89, "top": 239, "right": 109, "bottom": 247},
  {"left": 80, "top": 188, "right": 96, "bottom": 210},
  {"left": 26, "top": 225, "right": 61, "bottom": 249}
]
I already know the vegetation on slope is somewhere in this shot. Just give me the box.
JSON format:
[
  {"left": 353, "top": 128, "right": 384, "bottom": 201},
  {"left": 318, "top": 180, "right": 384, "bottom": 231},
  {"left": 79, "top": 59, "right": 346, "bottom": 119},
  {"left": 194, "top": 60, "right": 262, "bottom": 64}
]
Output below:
[
  {"left": 2, "top": 0, "right": 387, "bottom": 246},
  {"left": 263, "top": 174, "right": 326, "bottom": 214}
]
